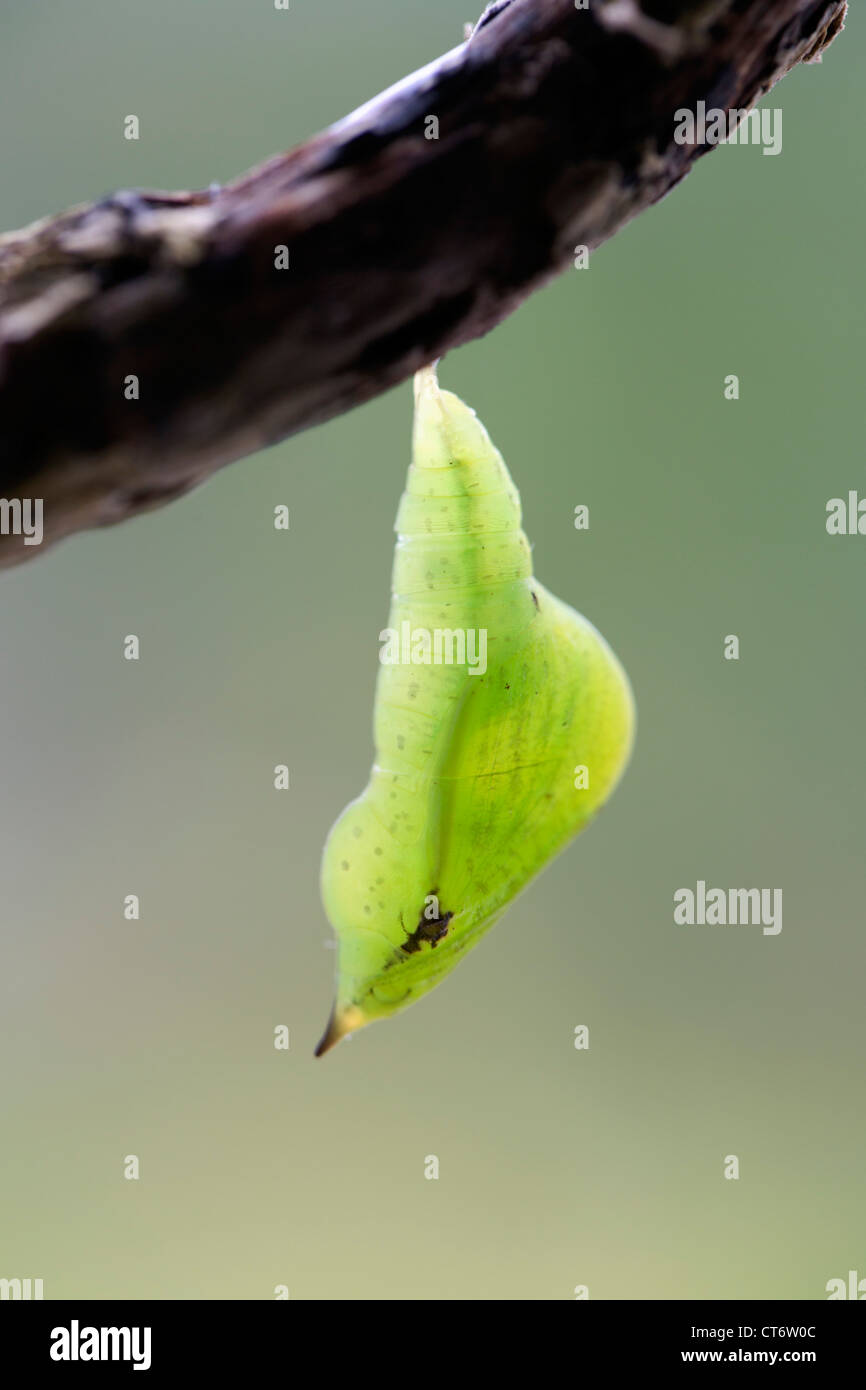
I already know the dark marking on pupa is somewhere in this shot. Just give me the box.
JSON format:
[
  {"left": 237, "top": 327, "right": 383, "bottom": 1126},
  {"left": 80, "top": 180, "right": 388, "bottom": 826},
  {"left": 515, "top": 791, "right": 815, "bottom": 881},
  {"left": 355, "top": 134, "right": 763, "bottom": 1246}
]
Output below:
[{"left": 400, "top": 892, "right": 454, "bottom": 954}]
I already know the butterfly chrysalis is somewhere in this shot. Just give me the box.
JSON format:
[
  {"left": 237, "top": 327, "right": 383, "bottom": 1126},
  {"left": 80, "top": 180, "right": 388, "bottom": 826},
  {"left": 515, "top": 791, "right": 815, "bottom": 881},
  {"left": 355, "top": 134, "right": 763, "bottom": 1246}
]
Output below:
[{"left": 317, "top": 364, "right": 634, "bottom": 1054}]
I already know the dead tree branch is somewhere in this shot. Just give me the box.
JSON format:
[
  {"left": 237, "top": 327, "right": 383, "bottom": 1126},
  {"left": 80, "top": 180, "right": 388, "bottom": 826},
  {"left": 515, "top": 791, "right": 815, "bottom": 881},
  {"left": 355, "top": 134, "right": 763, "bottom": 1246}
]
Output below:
[{"left": 0, "top": 0, "right": 847, "bottom": 566}]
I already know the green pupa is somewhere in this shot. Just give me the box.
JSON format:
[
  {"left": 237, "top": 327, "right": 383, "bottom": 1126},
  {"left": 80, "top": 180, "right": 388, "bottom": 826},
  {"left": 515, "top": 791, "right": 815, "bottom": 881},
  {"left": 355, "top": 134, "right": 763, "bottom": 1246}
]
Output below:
[{"left": 317, "top": 365, "right": 634, "bottom": 1053}]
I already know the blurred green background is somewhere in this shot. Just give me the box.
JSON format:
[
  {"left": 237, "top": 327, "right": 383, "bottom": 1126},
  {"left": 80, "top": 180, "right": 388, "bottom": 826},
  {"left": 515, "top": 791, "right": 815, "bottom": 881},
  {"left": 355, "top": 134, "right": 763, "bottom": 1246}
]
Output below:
[{"left": 0, "top": 1, "right": 863, "bottom": 1300}]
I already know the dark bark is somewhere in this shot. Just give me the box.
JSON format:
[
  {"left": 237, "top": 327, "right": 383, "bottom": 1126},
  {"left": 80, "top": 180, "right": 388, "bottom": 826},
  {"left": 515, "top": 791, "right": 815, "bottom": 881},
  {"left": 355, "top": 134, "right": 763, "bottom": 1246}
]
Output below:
[{"left": 0, "top": 0, "right": 847, "bottom": 566}]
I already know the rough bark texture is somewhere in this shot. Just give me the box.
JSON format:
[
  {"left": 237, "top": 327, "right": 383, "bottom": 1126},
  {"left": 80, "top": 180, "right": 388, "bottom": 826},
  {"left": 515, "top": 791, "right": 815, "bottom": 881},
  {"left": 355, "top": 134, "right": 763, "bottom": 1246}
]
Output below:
[{"left": 0, "top": 0, "right": 847, "bottom": 567}]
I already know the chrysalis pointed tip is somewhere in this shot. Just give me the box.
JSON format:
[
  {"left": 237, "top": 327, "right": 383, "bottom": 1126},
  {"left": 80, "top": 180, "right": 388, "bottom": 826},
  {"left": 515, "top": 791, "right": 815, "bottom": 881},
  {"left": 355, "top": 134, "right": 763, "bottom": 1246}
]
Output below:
[{"left": 313, "top": 1001, "right": 365, "bottom": 1057}]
